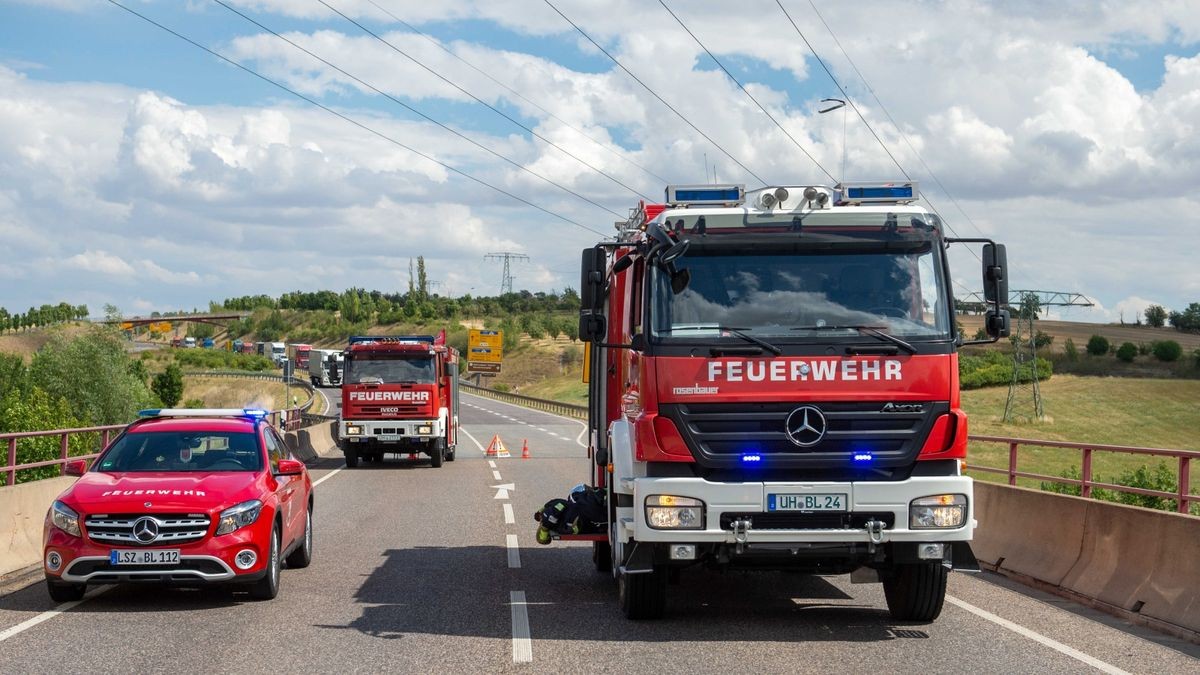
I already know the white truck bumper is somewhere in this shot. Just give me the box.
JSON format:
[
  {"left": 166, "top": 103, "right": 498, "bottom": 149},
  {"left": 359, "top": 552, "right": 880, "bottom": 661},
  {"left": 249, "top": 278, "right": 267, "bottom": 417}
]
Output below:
[{"left": 341, "top": 418, "right": 442, "bottom": 443}]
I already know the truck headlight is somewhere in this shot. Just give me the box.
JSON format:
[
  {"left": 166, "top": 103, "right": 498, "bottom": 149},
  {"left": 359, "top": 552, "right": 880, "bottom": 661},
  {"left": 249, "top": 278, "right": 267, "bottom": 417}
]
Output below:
[
  {"left": 645, "top": 495, "right": 704, "bottom": 530},
  {"left": 215, "top": 500, "right": 263, "bottom": 536},
  {"left": 345, "top": 425, "right": 363, "bottom": 436},
  {"left": 50, "top": 501, "right": 81, "bottom": 537},
  {"left": 417, "top": 425, "right": 432, "bottom": 435},
  {"left": 909, "top": 494, "right": 966, "bottom": 529}
]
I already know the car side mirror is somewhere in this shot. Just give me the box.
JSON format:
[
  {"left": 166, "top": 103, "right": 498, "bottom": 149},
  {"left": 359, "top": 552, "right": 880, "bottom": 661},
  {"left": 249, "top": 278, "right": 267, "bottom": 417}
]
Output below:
[
  {"left": 276, "top": 459, "right": 304, "bottom": 476},
  {"left": 63, "top": 459, "right": 88, "bottom": 477}
]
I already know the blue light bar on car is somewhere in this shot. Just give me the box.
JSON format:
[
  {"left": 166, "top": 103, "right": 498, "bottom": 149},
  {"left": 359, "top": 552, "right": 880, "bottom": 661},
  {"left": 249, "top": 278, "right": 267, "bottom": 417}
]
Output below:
[
  {"left": 666, "top": 184, "right": 745, "bottom": 206},
  {"left": 741, "top": 453, "right": 763, "bottom": 464},
  {"left": 138, "top": 409, "right": 162, "bottom": 417},
  {"left": 242, "top": 409, "right": 269, "bottom": 418},
  {"left": 839, "top": 181, "right": 918, "bottom": 204},
  {"left": 853, "top": 453, "right": 874, "bottom": 462}
]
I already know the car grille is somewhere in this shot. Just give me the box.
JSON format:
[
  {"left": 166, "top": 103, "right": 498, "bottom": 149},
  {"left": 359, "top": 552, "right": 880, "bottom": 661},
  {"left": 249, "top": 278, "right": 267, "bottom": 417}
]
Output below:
[
  {"left": 85, "top": 514, "right": 211, "bottom": 546},
  {"left": 659, "top": 401, "right": 947, "bottom": 471}
]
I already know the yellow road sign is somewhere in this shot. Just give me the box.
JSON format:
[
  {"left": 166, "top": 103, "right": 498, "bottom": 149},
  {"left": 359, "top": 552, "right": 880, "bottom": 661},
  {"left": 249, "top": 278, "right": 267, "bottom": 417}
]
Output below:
[{"left": 468, "top": 329, "right": 503, "bottom": 363}]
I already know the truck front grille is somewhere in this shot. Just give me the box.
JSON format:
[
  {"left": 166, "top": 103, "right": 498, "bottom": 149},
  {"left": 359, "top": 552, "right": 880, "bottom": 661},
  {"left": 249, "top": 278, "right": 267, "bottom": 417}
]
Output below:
[
  {"left": 86, "top": 514, "right": 211, "bottom": 546},
  {"left": 719, "top": 512, "right": 895, "bottom": 531}
]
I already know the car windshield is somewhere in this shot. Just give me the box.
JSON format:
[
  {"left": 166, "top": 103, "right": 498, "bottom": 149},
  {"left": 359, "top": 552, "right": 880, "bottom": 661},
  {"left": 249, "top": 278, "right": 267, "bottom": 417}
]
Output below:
[
  {"left": 346, "top": 355, "right": 434, "bottom": 384},
  {"left": 95, "top": 431, "right": 262, "bottom": 472},
  {"left": 650, "top": 241, "right": 951, "bottom": 340}
]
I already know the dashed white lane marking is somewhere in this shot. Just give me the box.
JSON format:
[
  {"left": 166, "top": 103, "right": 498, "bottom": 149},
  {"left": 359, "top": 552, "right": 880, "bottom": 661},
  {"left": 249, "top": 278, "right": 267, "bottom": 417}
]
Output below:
[
  {"left": 488, "top": 460, "right": 496, "bottom": 468},
  {"left": 503, "top": 503, "right": 515, "bottom": 525},
  {"left": 462, "top": 392, "right": 588, "bottom": 449},
  {"left": 536, "top": 427, "right": 547, "bottom": 432},
  {"left": 0, "top": 463, "right": 349, "bottom": 645},
  {"left": 506, "top": 534, "right": 522, "bottom": 569},
  {"left": 510, "top": 591, "right": 532, "bottom": 663},
  {"left": 492, "top": 470, "right": 503, "bottom": 481},
  {"left": 945, "top": 596, "right": 1131, "bottom": 675}
]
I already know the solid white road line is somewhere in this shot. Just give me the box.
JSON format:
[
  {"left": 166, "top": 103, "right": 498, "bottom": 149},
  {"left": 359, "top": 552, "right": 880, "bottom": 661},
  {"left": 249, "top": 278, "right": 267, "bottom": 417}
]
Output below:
[
  {"left": 945, "top": 596, "right": 1131, "bottom": 675},
  {"left": 311, "top": 464, "right": 346, "bottom": 488},
  {"left": 0, "top": 587, "right": 111, "bottom": 644},
  {"left": 459, "top": 426, "right": 487, "bottom": 453},
  {"left": 510, "top": 591, "right": 533, "bottom": 663},
  {"left": 503, "top": 503, "right": 515, "bottom": 525},
  {"left": 506, "top": 534, "right": 521, "bottom": 569},
  {"left": 492, "top": 470, "right": 502, "bottom": 481}
]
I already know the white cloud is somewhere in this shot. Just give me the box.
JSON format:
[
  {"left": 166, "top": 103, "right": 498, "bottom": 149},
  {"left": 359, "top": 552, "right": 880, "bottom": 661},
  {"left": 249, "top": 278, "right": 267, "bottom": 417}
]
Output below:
[{"left": 63, "top": 250, "right": 136, "bottom": 276}]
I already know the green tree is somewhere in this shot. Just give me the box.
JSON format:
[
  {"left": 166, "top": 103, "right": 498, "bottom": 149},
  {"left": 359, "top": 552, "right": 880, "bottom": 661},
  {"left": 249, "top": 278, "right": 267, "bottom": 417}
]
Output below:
[
  {"left": 1063, "top": 337, "right": 1079, "bottom": 362},
  {"left": 1144, "top": 305, "right": 1168, "bottom": 328},
  {"left": 0, "top": 387, "right": 85, "bottom": 483},
  {"left": 1152, "top": 340, "right": 1182, "bottom": 362},
  {"left": 1116, "top": 342, "right": 1138, "bottom": 362},
  {"left": 29, "top": 327, "right": 156, "bottom": 425},
  {"left": 1086, "top": 334, "right": 1109, "bottom": 356},
  {"left": 152, "top": 363, "right": 185, "bottom": 407}
]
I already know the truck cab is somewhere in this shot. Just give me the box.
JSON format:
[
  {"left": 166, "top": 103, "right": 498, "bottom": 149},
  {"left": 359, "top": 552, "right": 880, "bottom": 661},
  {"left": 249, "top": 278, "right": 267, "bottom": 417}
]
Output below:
[{"left": 579, "top": 183, "right": 1009, "bottom": 621}]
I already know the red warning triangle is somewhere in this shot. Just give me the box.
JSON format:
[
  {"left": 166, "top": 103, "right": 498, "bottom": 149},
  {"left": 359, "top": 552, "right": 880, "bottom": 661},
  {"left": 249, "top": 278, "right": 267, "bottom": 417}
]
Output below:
[{"left": 485, "top": 434, "right": 510, "bottom": 458}]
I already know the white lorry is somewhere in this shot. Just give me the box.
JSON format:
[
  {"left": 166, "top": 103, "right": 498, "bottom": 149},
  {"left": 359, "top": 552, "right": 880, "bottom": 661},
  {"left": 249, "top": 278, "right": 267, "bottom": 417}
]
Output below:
[
  {"left": 308, "top": 348, "right": 344, "bottom": 387},
  {"left": 269, "top": 342, "right": 287, "bottom": 367}
]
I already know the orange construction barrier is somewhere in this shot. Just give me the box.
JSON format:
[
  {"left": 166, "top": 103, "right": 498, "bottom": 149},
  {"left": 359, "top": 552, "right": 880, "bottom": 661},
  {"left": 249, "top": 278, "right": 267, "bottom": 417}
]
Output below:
[
  {"left": 521, "top": 439, "right": 530, "bottom": 459},
  {"left": 486, "top": 434, "right": 510, "bottom": 458}
]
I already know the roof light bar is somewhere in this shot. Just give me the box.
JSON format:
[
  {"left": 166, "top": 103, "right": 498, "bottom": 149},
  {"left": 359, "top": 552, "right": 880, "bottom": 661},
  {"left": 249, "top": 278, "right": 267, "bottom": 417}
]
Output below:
[
  {"left": 138, "top": 408, "right": 270, "bottom": 419},
  {"left": 839, "top": 181, "right": 919, "bottom": 204},
  {"left": 666, "top": 184, "right": 745, "bottom": 206}
]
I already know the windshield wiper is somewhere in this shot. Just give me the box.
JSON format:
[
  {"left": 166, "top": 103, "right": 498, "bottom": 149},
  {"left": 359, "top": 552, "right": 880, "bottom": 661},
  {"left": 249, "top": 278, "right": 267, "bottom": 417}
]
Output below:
[
  {"left": 790, "top": 324, "right": 916, "bottom": 354},
  {"left": 661, "top": 326, "right": 782, "bottom": 355}
]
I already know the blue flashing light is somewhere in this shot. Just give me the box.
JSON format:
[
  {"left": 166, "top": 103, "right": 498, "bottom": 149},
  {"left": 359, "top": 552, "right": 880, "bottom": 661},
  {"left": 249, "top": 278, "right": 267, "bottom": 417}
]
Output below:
[
  {"left": 845, "top": 185, "right": 914, "bottom": 201},
  {"left": 741, "top": 454, "right": 763, "bottom": 464},
  {"left": 242, "top": 409, "right": 269, "bottom": 418},
  {"left": 666, "top": 184, "right": 745, "bottom": 205},
  {"left": 137, "top": 409, "right": 162, "bottom": 417},
  {"left": 853, "top": 453, "right": 874, "bottom": 462}
]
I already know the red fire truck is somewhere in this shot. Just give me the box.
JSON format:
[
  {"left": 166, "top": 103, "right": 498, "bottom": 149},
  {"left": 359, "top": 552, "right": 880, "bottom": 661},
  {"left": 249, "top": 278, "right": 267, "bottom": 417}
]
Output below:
[
  {"left": 576, "top": 182, "right": 1009, "bottom": 621},
  {"left": 336, "top": 333, "right": 460, "bottom": 468},
  {"left": 288, "top": 344, "right": 312, "bottom": 371}
]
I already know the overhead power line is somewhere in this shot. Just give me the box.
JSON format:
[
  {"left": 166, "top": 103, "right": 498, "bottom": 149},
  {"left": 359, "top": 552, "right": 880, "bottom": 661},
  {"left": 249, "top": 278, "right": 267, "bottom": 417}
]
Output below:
[
  {"left": 317, "top": 0, "right": 656, "bottom": 202},
  {"left": 656, "top": 0, "right": 835, "bottom": 184},
  {"left": 804, "top": 0, "right": 987, "bottom": 240},
  {"left": 212, "top": 0, "right": 623, "bottom": 219},
  {"left": 485, "top": 252, "right": 530, "bottom": 295},
  {"left": 542, "top": 0, "right": 769, "bottom": 186},
  {"left": 104, "top": 0, "right": 607, "bottom": 238},
  {"left": 362, "top": 0, "right": 673, "bottom": 187}
]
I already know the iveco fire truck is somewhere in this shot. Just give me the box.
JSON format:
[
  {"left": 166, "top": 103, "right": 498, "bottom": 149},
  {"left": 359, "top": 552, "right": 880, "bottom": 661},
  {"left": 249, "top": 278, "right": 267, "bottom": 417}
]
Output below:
[
  {"left": 336, "top": 333, "right": 460, "bottom": 468},
  {"left": 577, "top": 182, "right": 1010, "bottom": 621}
]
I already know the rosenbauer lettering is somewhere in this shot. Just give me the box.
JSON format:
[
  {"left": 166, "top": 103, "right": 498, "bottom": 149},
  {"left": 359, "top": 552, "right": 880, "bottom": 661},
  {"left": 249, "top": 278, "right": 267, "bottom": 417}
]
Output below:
[{"left": 347, "top": 390, "right": 431, "bottom": 402}]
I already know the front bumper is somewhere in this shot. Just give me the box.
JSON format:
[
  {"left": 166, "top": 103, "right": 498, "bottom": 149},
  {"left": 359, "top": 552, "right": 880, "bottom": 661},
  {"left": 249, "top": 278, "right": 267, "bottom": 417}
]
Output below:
[
  {"left": 630, "top": 476, "right": 974, "bottom": 544},
  {"left": 341, "top": 418, "right": 441, "bottom": 443}
]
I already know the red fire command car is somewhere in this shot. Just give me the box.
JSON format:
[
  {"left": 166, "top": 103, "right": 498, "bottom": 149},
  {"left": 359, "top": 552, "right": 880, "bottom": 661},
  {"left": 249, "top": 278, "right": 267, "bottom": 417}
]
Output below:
[{"left": 42, "top": 409, "right": 314, "bottom": 602}]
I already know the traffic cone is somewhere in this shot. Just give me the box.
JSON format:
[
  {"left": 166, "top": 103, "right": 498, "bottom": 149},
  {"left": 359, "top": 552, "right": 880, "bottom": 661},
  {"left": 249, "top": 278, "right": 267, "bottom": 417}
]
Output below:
[{"left": 521, "top": 439, "right": 530, "bottom": 460}]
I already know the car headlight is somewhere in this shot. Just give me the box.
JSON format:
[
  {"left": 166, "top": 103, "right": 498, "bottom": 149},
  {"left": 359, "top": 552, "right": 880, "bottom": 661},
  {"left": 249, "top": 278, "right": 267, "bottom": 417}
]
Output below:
[
  {"left": 417, "top": 425, "right": 432, "bottom": 435},
  {"left": 910, "top": 494, "right": 967, "bottom": 529},
  {"left": 645, "top": 495, "right": 704, "bottom": 530},
  {"left": 345, "top": 425, "right": 363, "bottom": 436},
  {"left": 215, "top": 500, "right": 263, "bottom": 536},
  {"left": 50, "top": 501, "right": 81, "bottom": 537}
]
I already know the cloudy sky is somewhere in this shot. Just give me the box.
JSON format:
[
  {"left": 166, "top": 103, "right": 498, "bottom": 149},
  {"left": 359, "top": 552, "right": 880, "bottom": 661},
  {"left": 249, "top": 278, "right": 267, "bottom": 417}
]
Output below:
[{"left": 1, "top": 0, "right": 1197, "bottom": 321}]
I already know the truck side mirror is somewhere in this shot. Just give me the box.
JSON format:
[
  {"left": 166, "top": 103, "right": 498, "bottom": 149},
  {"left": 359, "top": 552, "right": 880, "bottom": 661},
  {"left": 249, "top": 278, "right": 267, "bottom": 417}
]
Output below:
[
  {"left": 579, "top": 247, "right": 607, "bottom": 312},
  {"left": 579, "top": 313, "right": 606, "bottom": 343},
  {"left": 986, "top": 308, "right": 1011, "bottom": 339},
  {"left": 982, "top": 243, "right": 1008, "bottom": 305}
]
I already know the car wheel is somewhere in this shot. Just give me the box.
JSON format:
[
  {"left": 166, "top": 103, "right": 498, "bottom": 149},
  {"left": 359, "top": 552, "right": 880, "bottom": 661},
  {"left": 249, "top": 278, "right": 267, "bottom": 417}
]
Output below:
[
  {"left": 249, "top": 524, "right": 281, "bottom": 600},
  {"left": 46, "top": 579, "right": 86, "bottom": 603},
  {"left": 429, "top": 439, "right": 445, "bottom": 468},
  {"left": 285, "top": 504, "right": 313, "bottom": 569}
]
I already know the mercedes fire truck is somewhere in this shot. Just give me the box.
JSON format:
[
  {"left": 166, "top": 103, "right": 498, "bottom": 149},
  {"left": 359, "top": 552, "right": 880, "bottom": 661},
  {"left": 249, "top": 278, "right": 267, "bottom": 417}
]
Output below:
[
  {"left": 576, "top": 182, "right": 1010, "bottom": 621},
  {"left": 336, "top": 334, "right": 460, "bottom": 468}
]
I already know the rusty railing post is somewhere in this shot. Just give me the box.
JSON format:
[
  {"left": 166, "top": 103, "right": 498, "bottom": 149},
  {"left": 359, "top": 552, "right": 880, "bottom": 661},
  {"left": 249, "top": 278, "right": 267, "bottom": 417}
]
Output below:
[
  {"left": 6, "top": 437, "right": 16, "bottom": 487},
  {"left": 1179, "top": 456, "right": 1191, "bottom": 514},
  {"left": 1081, "top": 448, "right": 1093, "bottom": 499},
  {"left": 1007, "top": 442, "right": 1018, "bottom": 485}
]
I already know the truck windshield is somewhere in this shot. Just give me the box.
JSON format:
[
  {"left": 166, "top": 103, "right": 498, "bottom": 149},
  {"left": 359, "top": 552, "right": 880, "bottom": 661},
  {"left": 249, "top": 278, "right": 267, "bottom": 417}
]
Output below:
[
  {"left": 346, "top": 356, "right": 435, "bottom": 384},
  {"left": 650, "top": 241, "right": 950, "bottom": 341}
]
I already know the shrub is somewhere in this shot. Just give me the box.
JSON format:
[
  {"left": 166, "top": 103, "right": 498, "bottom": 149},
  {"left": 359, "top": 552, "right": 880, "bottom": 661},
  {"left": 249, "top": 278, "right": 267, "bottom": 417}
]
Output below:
[
  {"left": 1137, "top": 342, "right": 1151, "bottom": 356},
  {"left": 1115, "top": 342, "right": 1138, "bottom": 362},
  {"left": 1152, "top": 340, "right": 1182, "bottom": 362},
  {"left": 1085, "top": 334, "right": 1109, "bottom": 356},
  {"left": 1033, "top": 331, "right": 1054, "bottom": 348},
  {"left": 1063, "top": 338, "right": 1078, "bottom": 362},
  {"left": 491, "top": 383, "right": 511, "bottom": 393},
  {"left": 0, "top": 387, "right": 89, "bottom": 483},
  {"left": 959, "top": 350, "right": 1052, "bottom": 390},
  {"left": 1112, "top": 463, "right": 1178, "bottom": 511},
  {"left": 152, "top": 363, "right": 185, "bottom": 407}
]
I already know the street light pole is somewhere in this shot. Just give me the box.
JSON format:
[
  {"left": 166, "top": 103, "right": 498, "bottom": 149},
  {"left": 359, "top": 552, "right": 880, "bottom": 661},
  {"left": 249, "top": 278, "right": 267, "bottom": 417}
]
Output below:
[{"left": 818, "top": 98, "right": 847, "bottom": 184}]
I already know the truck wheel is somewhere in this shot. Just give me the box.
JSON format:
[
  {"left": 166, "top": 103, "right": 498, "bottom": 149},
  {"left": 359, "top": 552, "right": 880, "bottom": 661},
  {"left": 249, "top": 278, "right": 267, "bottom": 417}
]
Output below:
[
  {"left": 618, "top": 565, "right": 667, "bottom": 619},
  {"left": 343, "top": 447, "right": 359, "bottom": 469},
  {"left": 445, "top": 442, "right": 456, "bottom": 462},
  {"left": 592, "top": 541, "right": 612, "bottom": 574},
  {"left": 46, "top": 579, "right": 86, "bottom": 603},
  {"left": 882, "top": 562, "right": 948, "bottom": 622},
  {"left": 429, "top": 439, "right": 445, "bottom": 468}
]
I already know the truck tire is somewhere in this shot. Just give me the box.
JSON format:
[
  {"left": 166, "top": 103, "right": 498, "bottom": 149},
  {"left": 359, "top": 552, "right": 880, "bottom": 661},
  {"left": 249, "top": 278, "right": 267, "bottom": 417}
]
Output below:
[
  {"left": 618, "top": 566, "right": 667, "bottom": 620},
  {"left": 445, "top": 442, "right": 456, "bottom": 462},
  {"left": 343, "top": 446, "right": 359, "bottom": 469},
  {"left": 429, "top": 439, "right": 445, "bottom": 468},
  {"left": 592, "top": 540, "right": 612, "bottom": 574},
  {"left": 882, "top": 562, "right": 948, "bottom": 622}
]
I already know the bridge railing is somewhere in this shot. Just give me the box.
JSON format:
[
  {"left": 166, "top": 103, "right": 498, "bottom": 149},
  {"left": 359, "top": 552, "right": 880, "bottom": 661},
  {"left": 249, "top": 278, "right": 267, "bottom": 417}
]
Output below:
[
  {"left": 459, "top": 382, "right": 587, "bottom": 420},
  {"left": 969, "top": 435, "right": 1198, "bottom": 514}
]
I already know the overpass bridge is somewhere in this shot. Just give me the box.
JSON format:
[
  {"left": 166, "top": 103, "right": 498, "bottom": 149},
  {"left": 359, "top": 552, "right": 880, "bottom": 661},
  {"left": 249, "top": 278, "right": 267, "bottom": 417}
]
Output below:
[{"left": 0, "top": 391, "right": 1196, "bottom": 671}]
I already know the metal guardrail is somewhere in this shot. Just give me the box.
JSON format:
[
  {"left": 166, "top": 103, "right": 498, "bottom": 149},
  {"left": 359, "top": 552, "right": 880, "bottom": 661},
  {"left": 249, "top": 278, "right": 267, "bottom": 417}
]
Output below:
[
  {"left": 2, "top": 371, "right": 317, "bottom": 485},
  {"left": 459, "top": 382, "right": 587, "bottom": 420},
  {"left": 969, "top": 435, "right": 1198, "bottom": 514}
]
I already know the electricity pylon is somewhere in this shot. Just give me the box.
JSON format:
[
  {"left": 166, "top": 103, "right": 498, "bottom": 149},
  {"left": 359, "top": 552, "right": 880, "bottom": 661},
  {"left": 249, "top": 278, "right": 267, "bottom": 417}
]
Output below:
[{"left": 484, "top": 252, "right": 529, "bottom": 295}]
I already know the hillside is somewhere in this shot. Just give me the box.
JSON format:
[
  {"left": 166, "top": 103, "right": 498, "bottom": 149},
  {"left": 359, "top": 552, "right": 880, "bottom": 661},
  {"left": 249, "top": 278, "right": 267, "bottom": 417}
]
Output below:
[{"left": 958, "top": 315, "right": 1200, "bottom": 353}]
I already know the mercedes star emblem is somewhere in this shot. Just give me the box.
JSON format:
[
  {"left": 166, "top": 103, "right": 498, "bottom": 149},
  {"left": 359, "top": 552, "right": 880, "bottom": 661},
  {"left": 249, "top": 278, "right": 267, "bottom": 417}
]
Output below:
[
  {"left": 132, "top": 517, "right": 160, "bottom": 544},
  {"left": 784, "top": 406, "right": 827, "bottom": 447}
]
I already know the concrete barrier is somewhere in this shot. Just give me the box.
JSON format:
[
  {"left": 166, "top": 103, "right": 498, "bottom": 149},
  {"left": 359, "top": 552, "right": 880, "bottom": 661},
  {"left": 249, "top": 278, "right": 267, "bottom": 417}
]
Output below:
[
  {"left": 284, "top": 421, "right": 339, "bottom": 463},
  {"left": 0, "top": 477, "right": 74, "bottom": 577},
  {"left": 975, "top": 481, "right": 1200, "bottom": 637}
]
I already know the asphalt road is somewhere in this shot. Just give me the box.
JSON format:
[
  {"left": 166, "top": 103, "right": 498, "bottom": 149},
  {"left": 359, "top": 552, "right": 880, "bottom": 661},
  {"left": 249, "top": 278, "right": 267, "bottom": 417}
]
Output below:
[{"left": 1, "top": 392, "right": 1196, "bottom": 673}]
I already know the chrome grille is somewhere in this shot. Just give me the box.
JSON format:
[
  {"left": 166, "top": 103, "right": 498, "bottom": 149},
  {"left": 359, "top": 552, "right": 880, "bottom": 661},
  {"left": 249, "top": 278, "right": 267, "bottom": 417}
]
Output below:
[{"left": 86, "top": 514, "right": 211, "bottom": 545}]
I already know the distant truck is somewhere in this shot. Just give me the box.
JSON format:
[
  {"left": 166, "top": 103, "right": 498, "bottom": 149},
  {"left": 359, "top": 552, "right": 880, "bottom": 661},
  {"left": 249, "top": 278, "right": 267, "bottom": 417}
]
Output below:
[
  {"left": 255, "top": 341, "right": 266, "bottom": 356},
  {"left": 269, "top": 342, "right": 287, "bottom": 367},
  {"left": 233, "top": 339, "right": 244, "bottom": 352},
  {"left": 240, "top": 342, "right": 256, "bottom": 355},
  {"left": 337, "top": 333, "right": 460, "bottom": 468},
  {"left": 308, "top": 349, "right": 344, "bottom": 387},
  {"left": 202, "top": 338, "right": 214, "bottom": 349},
  {"left": 171, "top": 337, "right": 182, "bottom": 348},
  {"left": 183, "top": 337, "right": 197, "bottom": 349},
  {"left": 288, "top": 344, "right": 312, "bottom": 370}
]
